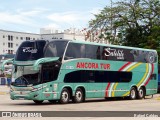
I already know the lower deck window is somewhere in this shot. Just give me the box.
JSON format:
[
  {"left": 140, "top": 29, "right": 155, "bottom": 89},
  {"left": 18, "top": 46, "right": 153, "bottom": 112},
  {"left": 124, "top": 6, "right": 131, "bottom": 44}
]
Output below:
[{"left": 64, "top": 70, "right": 132, "bottom": 83}]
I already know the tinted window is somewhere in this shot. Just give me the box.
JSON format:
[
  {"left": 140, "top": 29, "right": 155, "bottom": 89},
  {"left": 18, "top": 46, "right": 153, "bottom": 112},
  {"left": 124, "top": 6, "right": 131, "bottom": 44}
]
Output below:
[
  {"left": 65, "top": 43, "right": 85, "bottom": 60},
  {"left": 44, "top": 41, "right": 68, "bottom": 58},
  {"left": 64, "top": 70, "right": 132, "bottom": 83},
  {"left": 15, "top": 41, "right": 46, "bottom": 61},
  {"left": 86, "top": 45, "right": 101, "bottom": 59},
  {"left": 65, "top": 42, "right": 157, "bottom": 63},
  {"left": 41, "top": 62, "right": 60, "bottom": 83},
  {"left": 65, "top": 43, "right": 102, "bottom": 60},
  {"left": 64, "top": 71, "right": 85, "bottom": 83}
]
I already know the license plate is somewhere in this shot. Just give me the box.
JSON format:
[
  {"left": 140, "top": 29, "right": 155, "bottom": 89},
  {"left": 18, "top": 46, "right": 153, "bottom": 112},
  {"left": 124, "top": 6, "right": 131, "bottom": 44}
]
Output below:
[
  {"left": 19, "top": 91, "right": 25, "bottom": 95},
  {"left": 18, "top": 98, "right": 25, "bottom": 100}
]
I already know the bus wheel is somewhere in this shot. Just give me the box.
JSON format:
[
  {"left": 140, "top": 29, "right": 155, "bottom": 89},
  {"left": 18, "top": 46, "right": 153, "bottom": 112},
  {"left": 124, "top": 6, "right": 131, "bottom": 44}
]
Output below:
[
  {"left": 59, "top": 88, "right": 70, "bottom": 104},
  {"left": 33, "top": 100, "right": 44, "bottom": 104},
  {"left": 73, "top": 88, "right": 84, "bottom": 103},
  {"left": 129, "top": 87, "right": 137, "bottom": 100},
  {"left": 48, "top": 100, "right": 57, "bottom": 104},
  {"left": 138, "top": 87, "right": 145, "bottom": 99}
]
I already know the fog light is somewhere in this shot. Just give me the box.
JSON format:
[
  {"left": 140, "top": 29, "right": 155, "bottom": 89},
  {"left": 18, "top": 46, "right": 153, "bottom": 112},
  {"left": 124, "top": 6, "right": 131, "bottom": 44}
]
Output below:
[{"left": 33, "top": 94, "right": 39, "bottom": 98}]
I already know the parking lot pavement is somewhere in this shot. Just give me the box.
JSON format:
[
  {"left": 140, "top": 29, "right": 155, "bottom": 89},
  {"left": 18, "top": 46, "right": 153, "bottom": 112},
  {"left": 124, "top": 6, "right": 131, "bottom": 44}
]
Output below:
[
  {"left": 0, "top": 85, "right": 160, "bottom": 120},
  {"left": 0, "top": 85, "right": 9, "bottom": 95}
]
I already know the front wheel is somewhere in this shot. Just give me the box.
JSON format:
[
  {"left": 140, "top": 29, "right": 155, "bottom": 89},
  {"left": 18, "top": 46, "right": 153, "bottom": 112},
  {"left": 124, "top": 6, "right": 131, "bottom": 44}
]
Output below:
[
  {"left": 59, "top": 88, "right": 70, "bottom": 104},
  {"left": 73, "top": 88, "right": 84, "bottom": 103},
  {"left": 129, "top": 87, "right": 137, "bottom": 100},
  {"left": 33, "top": 100, "right": 44, "bottom": 104},
  {"left": 137, "top": 87, "right": 145, "bottom": 99}
]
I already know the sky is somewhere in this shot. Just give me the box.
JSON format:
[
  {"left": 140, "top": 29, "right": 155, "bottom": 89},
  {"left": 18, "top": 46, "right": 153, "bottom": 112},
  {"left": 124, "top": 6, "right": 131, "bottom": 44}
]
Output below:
[{"left": 0, "top": 0, "right": 113, "bottom": 33}]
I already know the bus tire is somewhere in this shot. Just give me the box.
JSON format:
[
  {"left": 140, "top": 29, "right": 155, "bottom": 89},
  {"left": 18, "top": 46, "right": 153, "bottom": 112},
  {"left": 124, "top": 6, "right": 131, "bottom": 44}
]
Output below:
[
  {"left": 73, "top": 88, "right": 84, "bottom": 103},
  {"left": 129, "top": 87, "right": 137, "bottom": 100},
  {"left": 137, "top": 87, "right": 145, "bottom": 99},
  {"left": 33, "top": 100, "right": 44, "bottom": 104},
  {"left": 59, "top": 88, "right": 70, "bottom": 104}
]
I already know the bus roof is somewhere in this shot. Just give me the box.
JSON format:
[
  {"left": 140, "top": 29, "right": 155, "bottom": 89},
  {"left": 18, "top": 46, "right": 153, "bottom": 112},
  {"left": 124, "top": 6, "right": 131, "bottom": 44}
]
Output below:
[
  {"left": 69, "top": 40, "right": 157, "bottom": 52},
  {"left": 34, "top": 39, "right": 156, "bottom": 52}
]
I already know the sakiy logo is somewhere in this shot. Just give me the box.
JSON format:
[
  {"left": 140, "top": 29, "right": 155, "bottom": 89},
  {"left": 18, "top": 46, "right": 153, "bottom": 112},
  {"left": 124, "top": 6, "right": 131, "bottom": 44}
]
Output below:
[
  {"left": 22, "top": 47, "right": 37, "bottom": 53},
  {"left": 104, "top": 48, "right": 124, "bottom": 60}
]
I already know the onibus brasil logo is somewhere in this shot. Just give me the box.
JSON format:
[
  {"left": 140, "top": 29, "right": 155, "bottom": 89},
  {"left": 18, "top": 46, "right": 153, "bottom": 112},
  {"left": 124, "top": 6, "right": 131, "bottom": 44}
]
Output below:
[{"left": 2, "top": 112, "right": 42, "bottom": 117}]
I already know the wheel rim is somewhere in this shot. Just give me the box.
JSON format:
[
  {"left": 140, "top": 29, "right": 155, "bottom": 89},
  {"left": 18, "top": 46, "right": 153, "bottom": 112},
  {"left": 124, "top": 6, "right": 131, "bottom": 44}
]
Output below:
[
  {"left": 139, "top": 89, "right": 144, "bottom": 98},
  {"left": 131, "top": 89, "right": 136, "bottom": 99},
  {"left": 62, "top": 91, "right": 69, "bottom": 102},
  {"left": 76, "top": 91, "right": 82, "bottom": 101}
]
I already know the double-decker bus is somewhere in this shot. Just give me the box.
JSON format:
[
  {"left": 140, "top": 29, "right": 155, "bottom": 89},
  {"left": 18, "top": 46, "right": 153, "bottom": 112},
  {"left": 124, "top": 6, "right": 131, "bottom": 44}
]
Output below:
[{"left": 1, "top": 39, "right": 158, "bottom": 104}]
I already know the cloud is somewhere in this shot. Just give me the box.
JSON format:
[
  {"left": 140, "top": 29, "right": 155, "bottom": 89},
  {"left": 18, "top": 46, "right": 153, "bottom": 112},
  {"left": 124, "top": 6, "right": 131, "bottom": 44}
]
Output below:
[
  {"left": 17, "top": 8, "right": 49, "bottom": 16},
  {"left": 46, "top": 8, "right": 102, "bottom": 30},
  {"left": 44, "top": 23, "right": 61, "bottom": 29},
  {"left": 0, "top": 6, "right": 103, "bottom": 33},
  {"left": 46, "top": 10, "right": 95, "bottom": 29},
  {"left": 0, "top": 8, "right": 48, "bottom": 27},
  {"left": 47, "top": 12, "right": 85, "bottom": 23},
  {"left": 0, "top": 12, "right": 31, "bottom": 25}
]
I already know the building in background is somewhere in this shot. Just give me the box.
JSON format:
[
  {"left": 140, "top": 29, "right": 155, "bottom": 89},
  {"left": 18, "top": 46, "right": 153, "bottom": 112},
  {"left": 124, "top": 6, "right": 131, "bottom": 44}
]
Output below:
[
  {"left": 0, "top": 29, "right": 40, "bottom": 55},
  {"left": 40, "top": 27, "right": 85, "bottom": 41}
]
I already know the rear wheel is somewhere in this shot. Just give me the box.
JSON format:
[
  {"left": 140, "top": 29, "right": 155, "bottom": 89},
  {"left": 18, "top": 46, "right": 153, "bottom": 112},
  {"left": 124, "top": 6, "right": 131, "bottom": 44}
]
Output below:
[
  {"left": 33, "top": 100, "right": 44, "bottom": 104},
  {"left": 73, "top": 88, "right": 84, "bottom": 103},
  {"left": 59, "top": 88, "right": 70, "bottom": 104},
  {"left": 129, "top": 87, "right": 137, "bottom": 100},
  {"left": 137, "top": 87, "right": 145, "bottom": 99}
]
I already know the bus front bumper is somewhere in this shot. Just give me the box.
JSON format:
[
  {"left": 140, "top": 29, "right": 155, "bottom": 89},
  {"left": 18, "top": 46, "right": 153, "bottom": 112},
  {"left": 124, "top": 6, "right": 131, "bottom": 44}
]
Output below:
[{"left": 10, "top": 91, "right": 41, "bottom": 100}]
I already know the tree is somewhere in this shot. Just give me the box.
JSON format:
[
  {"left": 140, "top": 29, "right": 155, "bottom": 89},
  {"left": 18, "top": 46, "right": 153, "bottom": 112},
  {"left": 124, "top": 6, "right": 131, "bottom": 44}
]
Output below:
[{"left": 88, "top": 1, "right": 124, "bottom": 44}]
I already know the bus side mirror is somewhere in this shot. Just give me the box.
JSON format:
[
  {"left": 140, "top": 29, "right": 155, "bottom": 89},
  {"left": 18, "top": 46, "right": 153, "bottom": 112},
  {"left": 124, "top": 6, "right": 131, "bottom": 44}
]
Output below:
[{"left": 0, "top": 59, "right": 14, "bottom": 72}]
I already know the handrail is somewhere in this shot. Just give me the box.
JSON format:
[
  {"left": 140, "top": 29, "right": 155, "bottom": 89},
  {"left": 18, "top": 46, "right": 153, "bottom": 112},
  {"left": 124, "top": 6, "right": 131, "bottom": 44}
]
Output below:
[
  {"left": 1, "top": 59, "right": 14, "bottom": 71},
  {"left": 33, "top": 57, "right": 59, "bottom": 70}
]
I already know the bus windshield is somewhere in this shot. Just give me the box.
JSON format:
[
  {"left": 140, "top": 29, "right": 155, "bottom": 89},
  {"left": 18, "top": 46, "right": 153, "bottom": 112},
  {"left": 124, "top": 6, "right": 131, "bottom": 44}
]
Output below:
[
  {"left": 15, "top": 40, "right": 46, "bottom": 61},
  {"left": 12, "top": 66, "right": 41, "bottom": 86},
  {"left": 15, "top": 40, "right": 68, "bottom": 61}
]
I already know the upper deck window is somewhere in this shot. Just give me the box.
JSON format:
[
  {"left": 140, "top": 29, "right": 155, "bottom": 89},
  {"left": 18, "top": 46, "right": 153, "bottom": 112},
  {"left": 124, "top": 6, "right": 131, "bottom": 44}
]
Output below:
[
  {"left": 15, "top": 40, "right": 46, "bottom": 61},
  {"left": 65, "top": 43, "right": 86, "bottom": 59},
  {"left": 85, "top": 45, "right": 101, "bottom": 59},
  {"left": 44, "top": 41, "right": 68, "bottom": 58},
  {"left": 65, "top": 43, "right": 102, "bottom": 60},
  {"left": 65, "top": 42, "right": 157, "bottom": 63}
]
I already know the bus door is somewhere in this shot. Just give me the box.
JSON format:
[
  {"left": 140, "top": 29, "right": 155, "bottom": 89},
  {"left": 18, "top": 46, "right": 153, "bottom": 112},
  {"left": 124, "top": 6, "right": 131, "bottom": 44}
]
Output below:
[
  {"left": 41, "top": 64, "right": 54, "bottom": 100},
  {"left": 85, "top": 71, "right": 103, "bottom": 98}
]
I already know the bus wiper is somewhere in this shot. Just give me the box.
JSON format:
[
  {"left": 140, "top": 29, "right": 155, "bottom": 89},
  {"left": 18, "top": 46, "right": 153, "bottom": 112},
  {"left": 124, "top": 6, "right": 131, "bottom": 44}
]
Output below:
[{"left": 27, "top": 84, "right": 33, "bottom": 87}]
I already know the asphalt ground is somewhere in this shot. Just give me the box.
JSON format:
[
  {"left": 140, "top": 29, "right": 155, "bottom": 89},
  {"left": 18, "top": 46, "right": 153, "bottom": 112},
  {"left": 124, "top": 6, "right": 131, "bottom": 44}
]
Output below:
[{"left": 0, "top": 85, "right": 160, "bottom": 120}]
